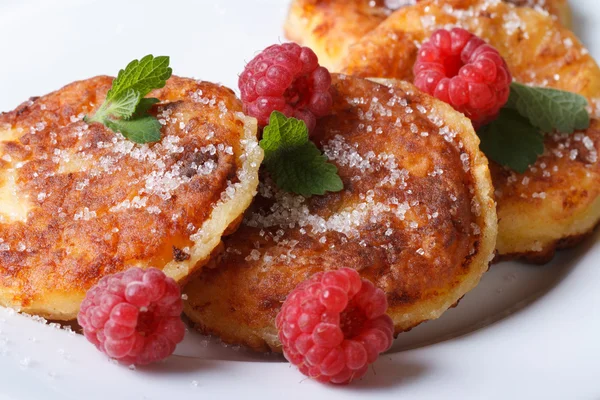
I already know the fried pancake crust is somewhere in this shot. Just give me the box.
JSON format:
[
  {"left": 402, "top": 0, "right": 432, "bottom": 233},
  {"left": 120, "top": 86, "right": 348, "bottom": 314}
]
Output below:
[
  {"left": 284, "top": 0, "right": 571, "bottom": 71},
  {"left": 184, "top": 74, "right": 497, "bottom": 352},
  {"left": 0, "top": 76, "right": 263, "bottom": 320},
  {"left": 285, "top": 0, "right": 393, "bottom": 70},
  {"left": 340, "top": 0, "right": 600, "bottom": 262}
]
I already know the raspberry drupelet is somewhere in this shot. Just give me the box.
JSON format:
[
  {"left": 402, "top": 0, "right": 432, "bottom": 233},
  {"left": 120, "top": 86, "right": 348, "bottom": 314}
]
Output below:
[
  {"left": 238, "top": 43, "right": 333, "bottom": 132},
  {"left": 413, "top": 28, "right": 512, "bottom": 129},
  {"left": 276, "top": 268, "right": 394, "bottom": 384},
  {"left": 78, "top": 268, "right": 185, "bottom": 366}
]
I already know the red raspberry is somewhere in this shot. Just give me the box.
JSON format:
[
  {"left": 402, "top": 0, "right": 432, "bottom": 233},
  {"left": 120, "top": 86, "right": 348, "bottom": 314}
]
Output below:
[
  {"left": 276, "top": 268, "right": 394, "bottom": 384},
  {"left": 77, "top": 268, "right": 185, "bottom": 366},
  {"left": 238, "top": 43, "right": 333, "bottom": 132},
  {"left": 413, "top": 28, "right": 512, "bottom": 129}
]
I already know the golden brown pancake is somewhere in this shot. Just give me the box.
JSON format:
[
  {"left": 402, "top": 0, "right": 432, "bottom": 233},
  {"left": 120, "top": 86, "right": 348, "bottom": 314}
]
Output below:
[
  {"left": 284, "top": 0, "right": 571, "bottom": 71},
  {"left": 0, "top": 76, "right": 263, "bottom": 320},
  {"left": 339, "top": 0, "right": 600, "bottom": 263},
  {"left": 183, "top": 74, "right": 497, "bottom": 352}
]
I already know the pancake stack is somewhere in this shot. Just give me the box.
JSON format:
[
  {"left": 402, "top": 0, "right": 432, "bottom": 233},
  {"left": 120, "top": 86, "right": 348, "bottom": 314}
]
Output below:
[
  {"left": 1, "top": 0, "right": 597, "bottom": 360},
  {"left": 183, "top": 0, "right": 599, "bottom": 351}
]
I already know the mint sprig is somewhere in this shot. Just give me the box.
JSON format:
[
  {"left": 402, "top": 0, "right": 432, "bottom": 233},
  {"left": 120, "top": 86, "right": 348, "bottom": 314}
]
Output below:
[
  {"left": 477, "top": 82, "right": 590, "bottom": 173},
  {"left": 105, "top": 117, "right": 162, "bottom": 144},
  {"left": 260, "top": 112, "right": 343, "bottom": 197},
  {"left": 506, "top": 82, "right": 590, "bottom": 134},
  {"left": 479, "top": 109, "right": 544, "bottom": 174},
  {"left": 85, "top": 55, "right": 172, "bottom": 144}
]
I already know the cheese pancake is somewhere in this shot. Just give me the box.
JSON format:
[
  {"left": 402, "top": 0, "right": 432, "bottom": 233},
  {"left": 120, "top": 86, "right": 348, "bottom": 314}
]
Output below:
[
  {"left": 339, "top": 0, "right": 600, "bottom": 262},
  {"left": 284, "top": 0, "right": 571, "bottom": 71},
  {"left": 183, "top": 74, "right": 497, "bottom": 352},
  {"left": 0, "top": 76, "right": 263, "bottom": 320}
]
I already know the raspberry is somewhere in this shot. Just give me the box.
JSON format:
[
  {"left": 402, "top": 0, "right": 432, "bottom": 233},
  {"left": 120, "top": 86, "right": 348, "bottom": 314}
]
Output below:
[
  {"left": 238, "top": 43, "right": 333, "bottom": 132},
  {"left": 77, "top": 268, "right": 185, "bottom": 366},
  {"left": 413, "top": 28, "right": 512, "bottom": 129},
  {"left": 276, "top": 268, "right": 394, "bottom": 384}
]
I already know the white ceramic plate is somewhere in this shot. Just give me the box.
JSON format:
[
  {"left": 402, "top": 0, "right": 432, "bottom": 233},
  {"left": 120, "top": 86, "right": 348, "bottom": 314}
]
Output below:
[{"left": 0, "top": 1, "right": 599, "bottom": 399}]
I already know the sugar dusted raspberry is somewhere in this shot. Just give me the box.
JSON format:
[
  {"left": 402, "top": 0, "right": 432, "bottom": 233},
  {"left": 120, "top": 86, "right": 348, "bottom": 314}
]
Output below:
[
  {"left": 238, "top": 43, "right": 333, "bottom": 132},
  {"left": 78, "top": 267, "right": 185, "bottom": 366},
  {"left": 413, "top": 28, "right": 512, "bottom": 129},
  {"left": 276, "top": 268, "right": 394, "bottom": 384}
]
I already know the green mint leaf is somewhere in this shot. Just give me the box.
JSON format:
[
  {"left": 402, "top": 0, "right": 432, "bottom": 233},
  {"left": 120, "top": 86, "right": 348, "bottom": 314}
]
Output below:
[
  {"left": 260, "top": 111, "right": 343, "bottom": 197},
  {"left": 101, "top": 88, "right": 141, "bottom": 119},
  {"left": 266, "top": 142, "right": 344, "bottom": 197},
  {"left": 106, "top": 116, "right": 162, "bottom": 144},
  {"left": 106, "top": 55, "right": 172, "bottom": 101},
  {"left": 131, "top": 97, "right": 160, "bottom": 119},
  {"left": 478, "top": 108, "right": 544, "bottom": 174},
  {"left": 261, "top": 111, "right": 310, "bottom": 162},
  {"left": 85, "top": 55, "right": 171, "bottom": 144},
  {"left": 506, "top": 82, "right": 590, "bottom": 134}
]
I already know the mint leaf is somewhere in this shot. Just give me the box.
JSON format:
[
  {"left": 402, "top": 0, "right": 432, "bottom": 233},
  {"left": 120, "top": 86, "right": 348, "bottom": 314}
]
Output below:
[
  {"left": 479, "top": 108, "right": 544, "bottom": 173},
  {"left": 100, "top": 88, "right": 141, "bottom": 119},
  {"left": 260, "top": 112, "right": 343, "bottom": 197},
  {"left": 132, "top": 98, "right": 160, "bottom": 119},
  {"left": 106, "top": 116, "right": 162, "bottom": 144},
  {"left": 107, "top": 55, "right": 172, "bottom": 101},
  {"left": 507, "top": 82, "right": 590, "bottom": 134},
  {"left": 477, "top": 83, "right": 591, "bottom": 173},
  {"left": 85, "top": 55, "right": 171, "bottom": 144},
  {"left": 261, "top": 112, "right": 311, "bottom": 162},
  {"left": 267, "top": 142, "right": 344, "bottom": 197}
]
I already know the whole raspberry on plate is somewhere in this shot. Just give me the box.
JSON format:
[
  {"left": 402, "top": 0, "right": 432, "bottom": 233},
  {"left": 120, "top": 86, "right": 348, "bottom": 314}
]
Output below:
[
  {"left": 276, "top": 268, "right": 394, "bottom": 384},
  {"left": 413, "top": 27, "right": 512, "bottom": 129},
  {"left": 77, "top": 268, "right": 185, "bottom": 366},
  {"left": 238, "top": 42, "right": 333, "bottom": 132}
]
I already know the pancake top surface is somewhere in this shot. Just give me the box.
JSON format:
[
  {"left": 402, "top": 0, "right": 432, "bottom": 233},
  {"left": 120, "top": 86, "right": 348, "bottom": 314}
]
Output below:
[
  {"left": 285, "top": 0, "right": 394, "bottom": 69},
  {"left": 183, "top": 74, "right": 497, "bottom": 351},
  {"left": 246, "top": 77, "right": 480, "bottom": 289},
  {"left": 284, "top": 0, "right": 570, "bottom": 70},
  {"left": 0, "top": 76, "right": 262, "bottom": 318},
  {"left": 342, "top": 0, "right": 593, "bottom": 97}
]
